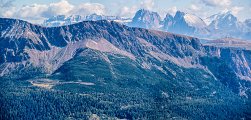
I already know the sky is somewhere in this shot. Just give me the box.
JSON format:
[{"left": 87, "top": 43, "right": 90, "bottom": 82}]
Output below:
[{"left": 0, "top": 0, "right": 251, "bottom": 23}]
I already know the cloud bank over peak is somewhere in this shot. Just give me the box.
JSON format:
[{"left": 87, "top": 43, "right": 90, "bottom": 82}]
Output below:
[
  {"left": 1, "top": 0, "right": 106, "bottom": 23},
  {"left": 0, "top": 0, "right": 250, "bottom": 23},
  {"left": 117, "top": 0, "right": 155, "bottom": 18},
  {"left": 201, "top": 0, "right": 231, "bottom": 7},
  {"left": 140, "top": 0, "right": 155, "bottom": 10}
]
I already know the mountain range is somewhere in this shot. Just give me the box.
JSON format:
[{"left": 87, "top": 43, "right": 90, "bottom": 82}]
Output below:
[
  {"left": 0, "top": 17, "right": 251, "bottom": 119},
  {"left": 43, "top": 14, "right": 131, "bottom": 27},
  {"left": 42, "top": 9, "right": 251, "bottom": 40}
]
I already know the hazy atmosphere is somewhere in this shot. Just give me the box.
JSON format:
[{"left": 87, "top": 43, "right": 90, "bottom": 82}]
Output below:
[{"left": 1, "top": 0, "right": 251, "bottom": 23}]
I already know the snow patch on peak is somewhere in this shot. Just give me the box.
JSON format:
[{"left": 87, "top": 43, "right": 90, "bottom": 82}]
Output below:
[
  {"left": 220, "top": 10, "right": 232, "bottom": 15},
  {"left": 184, "top": 14, "right": 206, "bottom": 28},
  {"left": 43, "top": 15, "right": 83, "bottom": 27},
  {"left": 204, "top": 14, "right": 218, "bottom": 25}
]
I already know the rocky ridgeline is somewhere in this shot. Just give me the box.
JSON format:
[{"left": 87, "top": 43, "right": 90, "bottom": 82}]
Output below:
[{"left": 0, "top": 18, "right": 250, "bottom": 97}]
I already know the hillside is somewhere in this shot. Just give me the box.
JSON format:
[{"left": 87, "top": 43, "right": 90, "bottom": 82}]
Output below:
[{"left": 0, "top": 18, "right": 250, "bottom": 119}]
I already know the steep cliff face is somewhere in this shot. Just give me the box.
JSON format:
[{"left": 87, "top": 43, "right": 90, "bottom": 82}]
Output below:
[
  {"left": 0, "top": 18, "right": 250, "bottom": 97},
  {"left": 202, "top": 39, "right": 251, "bottom": 79},
  {"left": 129, "top": 9, "right": 161, "bottom": 29},
  {"left": 162, "top": 11, "right": 209, "bottom": 37},
  {"left": 163, "top": 14, "right": 174, "bottom": 31},
  {"left": 202, "top": 46, "right": 251, "bottom": 97}
]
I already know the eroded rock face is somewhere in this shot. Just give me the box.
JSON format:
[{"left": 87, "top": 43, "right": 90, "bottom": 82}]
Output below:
[
  {"left": 129, "top": 9, "right": 162, "bottom": 29},
  {"left": 204, "top": 46, "right": 251, "bottom": 81},
  {"left": 162, "top": 11, "right": 209, "bottom": 37}
]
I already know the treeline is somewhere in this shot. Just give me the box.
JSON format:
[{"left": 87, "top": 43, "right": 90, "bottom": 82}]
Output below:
[{"left": 0, "top": 78, "right": 250, "bottom": 120}]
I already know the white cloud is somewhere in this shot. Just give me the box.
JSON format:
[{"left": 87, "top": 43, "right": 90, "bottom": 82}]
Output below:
[
  {"left": 0, "top": 0, "right": 14, "bottom": 17},
  {"left": 190, "top": 4, "right": 200, "bottom": 11},
  {"left": 73, "top": 3, "right": 106, "bottom": 16},
  {"left": 201, "top": 0, "right": 231, "bottom": 7},
  {"left": 0, "top": 0, "right": 14, "bottom": 8},
  {"left": 17, "top": 4, "right": 47, "bottom": 19},
  {"left": 230, "top": 6, "right": 244, "bottom": 16},
  {"left": 118, "top": 0, "right": 155, "bottom": 17},
  {"left": 221, "top": 6, "right": 243, "bottom": 16},
  {"left": 140, "top": 0, "right": 154, "bottom": 10},
  {"left": 42, "top": 0, "right": 74, "bottom": 18},
  {"left": 118, "top": 6, "right": 138, "bottom": 17},
  {"left": 167, "top": 6, "right": 177, "bottom": 16},
  {"left": 186, "top": 4, "right": 208, "bottom": 19},
  {"left": 2, "top": 7, "right": 15, "bottom": 17},
  {"left": 1, "top": 0, "right": 106, "bottom": 23}
]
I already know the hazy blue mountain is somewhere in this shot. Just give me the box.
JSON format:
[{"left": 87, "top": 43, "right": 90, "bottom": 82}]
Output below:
[
  {"left": 42, "top": 14, "right": 131, "bottom": 27},
  {"left": 162, "top": 13, "right": 174, "bottom": 31},
  {"left": 85, "top": 13, "right": 119, "bottom": 21},
  {"left": 129, "top": 9, "right": 162, "bottom": 29},
  {"left": 205, "top": 11, "right": 251, "bottom": 40},
  {"left": 207, "top": 11, "right": 239, "bottom": 30},
  {"left": 41, "top": 9, "right": 251, "bottom": 40},
  {"left": 0, "top": 18, "right": 251, "bottom": 119},
  {"left": 162, "top": 11, "right": 209, "bottom": 37},
  {"left": 43, "top": 15, "right": 83, "bottom": 27}
]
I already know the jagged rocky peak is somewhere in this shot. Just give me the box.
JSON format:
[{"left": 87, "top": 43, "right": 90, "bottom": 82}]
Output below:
[
  {"left": 85, "top": 13, "right": 107, "bottom": 21},
  {"left": 164, "top": 13, "right": 173, "bottom": 20},
  {"left": 220, "top": 11, "right": 237, "bottom": 21},
  {"left": 68, "top": 15, "right": 82, "bottom": 21},
  {"left": 163, "top": 13, "right": 174, "bottom": 30},
  {"left": 203, "top": 11, "right": 234, "bottom": 26},
  {"left": 174, "top": 11, "right": 185, "bottom": 19},
  {"left": 204, "top": 11, "right": 250, "bottom": 39},
  {"left": 42, "top": 14, "right": 132, "bottom": 27},
  {"left": 207, "top": 11, "right": 238, "bottom": 30},
  {"left": 163, "top": 11, "right": 208, "bottom": 36},
  {"left": 174, "top": 11, "right": 207, "bottom": 28},
  {"left": 130, "top": 9, "right": 161, "bottom": 29}
]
